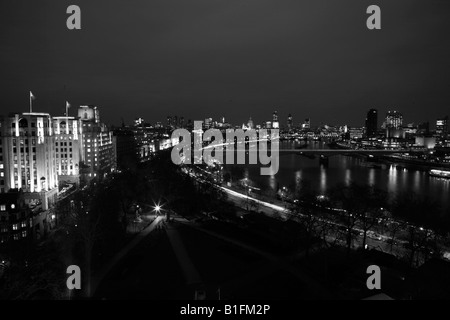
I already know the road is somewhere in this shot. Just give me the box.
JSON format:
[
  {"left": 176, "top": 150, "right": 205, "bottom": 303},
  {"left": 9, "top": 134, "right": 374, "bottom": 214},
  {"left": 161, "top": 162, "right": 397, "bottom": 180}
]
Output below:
[{"left": 187, "top": 167, "right": 425, "bottom": 261}]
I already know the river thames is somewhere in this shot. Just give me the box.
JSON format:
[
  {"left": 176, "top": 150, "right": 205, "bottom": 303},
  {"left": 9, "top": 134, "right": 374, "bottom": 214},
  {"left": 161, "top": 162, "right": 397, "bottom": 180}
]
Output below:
[{"left": 228, "top": 140, "right": 450, "bottom": 215}]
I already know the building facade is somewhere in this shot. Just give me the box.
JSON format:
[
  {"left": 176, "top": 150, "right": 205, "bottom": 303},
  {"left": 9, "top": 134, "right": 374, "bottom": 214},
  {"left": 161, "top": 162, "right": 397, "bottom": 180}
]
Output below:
[
  {"left": 0, "top": 112, "right": 58, "bottom": 210},
  {"left": 0, "top": 189, "right": 49, "bottom": 246},
  {"left": 436, "top": 116, "right": 449, "bottom": 138},
  {"left": 385, "top": 111, "right": 403, "bottom": 129},
  {"left": 365, "top": 108, "right": 378, "bottom": 137},
  {"left": 78, "top": 105, "right": 115, "bottom": 182},
  {"left": 52, "top": 116, "right": 84, "bottom": 186}
]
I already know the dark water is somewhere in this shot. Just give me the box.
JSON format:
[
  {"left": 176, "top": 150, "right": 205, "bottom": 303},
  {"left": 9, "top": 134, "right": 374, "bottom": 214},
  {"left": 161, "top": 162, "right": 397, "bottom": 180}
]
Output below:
[{"left": 227, "top": 140, "right": 450, "bottom": 215}]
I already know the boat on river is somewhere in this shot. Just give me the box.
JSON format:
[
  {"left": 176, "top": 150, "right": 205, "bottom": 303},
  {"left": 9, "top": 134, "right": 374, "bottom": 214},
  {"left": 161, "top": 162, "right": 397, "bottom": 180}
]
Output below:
[{"left": 429, "top": 169, "right": 450, "bottom": 179}]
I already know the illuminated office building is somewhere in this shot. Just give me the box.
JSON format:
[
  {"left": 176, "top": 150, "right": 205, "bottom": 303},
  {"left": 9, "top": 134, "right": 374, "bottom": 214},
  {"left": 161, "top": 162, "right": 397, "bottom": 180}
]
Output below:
[
  {"left": 272, "top": 111, "right": 279, "bottom": 129},
  {"left": 436, "top": 116, "right": 449, "bottom": 138},
  {"left": 302, "top": 118, "right": 311, "bottom": 130},
  {"left": 52, "top": 116, "right": 84, "bottom": 185},
  {"left": 385, "top": 111, "right": 403, "bottom": 129},
  {"left": 0, "top": 112, "right": 58, "bottom": 210},
  {"left": 287, "top": 114, "right": 293, "bottom": 130},
  {"left": 78, "top": 105, "right": 115, "bottom": 181}
]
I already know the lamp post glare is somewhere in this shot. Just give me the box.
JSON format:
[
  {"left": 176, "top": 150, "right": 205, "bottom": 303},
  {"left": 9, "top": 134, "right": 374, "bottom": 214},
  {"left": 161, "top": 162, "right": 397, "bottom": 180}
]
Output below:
[{"left": 153, "top": 204, "right": 162, "bottom": 216}]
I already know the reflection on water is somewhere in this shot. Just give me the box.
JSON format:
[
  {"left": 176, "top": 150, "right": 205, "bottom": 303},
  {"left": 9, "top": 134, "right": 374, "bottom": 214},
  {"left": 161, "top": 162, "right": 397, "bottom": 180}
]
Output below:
[
  {"left": 320, "top": 166, "right": 327, "bottom": 194},
  {"left": 228, "top": 140, "right": 450, "bottom": 215},
  {"left": 388, "top": 165, "right": 398, "bottom": 195},
  {"left": 345, "top": 169, "right": 351, "bottom": 186},
  {"left": 368, "top": 168, "right": 375, "bottom": 185}
]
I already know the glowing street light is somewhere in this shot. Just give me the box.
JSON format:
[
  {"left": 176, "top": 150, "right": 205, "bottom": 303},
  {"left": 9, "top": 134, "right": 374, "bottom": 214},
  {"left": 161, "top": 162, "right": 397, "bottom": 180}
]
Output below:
[{"left": 153, "top": 203, "right": 163, "bottom": 216}]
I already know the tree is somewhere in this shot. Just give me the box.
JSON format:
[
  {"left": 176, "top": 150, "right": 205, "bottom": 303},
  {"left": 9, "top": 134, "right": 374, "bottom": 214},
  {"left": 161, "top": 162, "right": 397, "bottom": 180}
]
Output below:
[
  {"left": 385, "top": 219, "right": 406, "bottom": 253},
  {"left": 392, "top": 192, "right": 443, "bottom": 266},
  {"left": 292, "top": 180, "right": 322, "bottom": 257},
  {"left": 329, "top": 183, "right": 387, "bottom": 253}
]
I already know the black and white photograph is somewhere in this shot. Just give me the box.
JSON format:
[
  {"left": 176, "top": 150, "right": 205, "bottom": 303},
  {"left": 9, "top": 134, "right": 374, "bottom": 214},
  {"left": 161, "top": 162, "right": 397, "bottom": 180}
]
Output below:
[{"left": 1, "top": 0, "right": 450, "bottom": 308}]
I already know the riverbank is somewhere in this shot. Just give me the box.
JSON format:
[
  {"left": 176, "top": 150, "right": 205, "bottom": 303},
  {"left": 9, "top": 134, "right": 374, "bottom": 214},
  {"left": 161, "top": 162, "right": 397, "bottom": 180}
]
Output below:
[
  {"left": 329, "top": 141, "right": 450, "bottom": 171},
  {"left": 379, "top": 155, "right": 450, "bottom": 172}
]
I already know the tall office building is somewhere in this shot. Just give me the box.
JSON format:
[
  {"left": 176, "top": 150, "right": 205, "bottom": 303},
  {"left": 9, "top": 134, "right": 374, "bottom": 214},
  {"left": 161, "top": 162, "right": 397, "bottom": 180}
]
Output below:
[
  {"left": 365, "top": 109, "right": 378, "bottom": 137},
  {"left": 272, "top": 111, "right": 278, "bottom": 122},
  {"left": 385, "top": 111, "right": 404, "bottom": 139},
  {"left": 272, "top": 111, "right": 279, "bottom": 129},
  {"left": 436, "top": 116, "right": 449, "bottom": 138},
  {"left": 52, "top": 116, "right": 84, "bottom": 186},
  {"left": 385, "top": 111, "right": 403, "bottom": 129},
  {"left": 0, "top": 112, "right": 58, "bottom": 209},
  {"left": 78, "top": 105, "right": 114, "bottom": 181},
  {"left": 204, "top": 118, "right": 213, "bottom": 129},
  {"left": 287, "top": 114, "right": 293, "bottom": 130},
  {"left": 302, "top": 118, "right": 311, "bottom": 130},
  {"left": 179, "top": 117, "right": 185, "bottom": 129},
  {"left": 134, "top": 118, "right": 144, "bottom": 126}
]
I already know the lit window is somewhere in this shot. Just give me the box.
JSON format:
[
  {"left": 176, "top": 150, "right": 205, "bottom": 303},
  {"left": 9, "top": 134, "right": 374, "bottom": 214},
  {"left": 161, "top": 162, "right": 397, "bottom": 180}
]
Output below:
[
  {"left": 11, "top": 204, "right": 15, "bottom": 209},
  {"left": 0, "top": 205, "right": 5, "bottom": 211},
  {"left": 12, "top": 224, "right": 18, "bottom": 230}
]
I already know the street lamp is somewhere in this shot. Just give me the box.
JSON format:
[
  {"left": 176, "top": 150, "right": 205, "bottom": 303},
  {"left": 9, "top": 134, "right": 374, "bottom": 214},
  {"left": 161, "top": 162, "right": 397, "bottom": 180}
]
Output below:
[{"left": 153, "top": 203, "right": 162, "bottom": 216}]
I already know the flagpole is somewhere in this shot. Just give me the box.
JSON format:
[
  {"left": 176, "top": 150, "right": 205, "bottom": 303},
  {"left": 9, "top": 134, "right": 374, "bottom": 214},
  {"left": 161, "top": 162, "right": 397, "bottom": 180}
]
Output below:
[{"left": 30, "top": 92, "right": 32, "bottom": 113}]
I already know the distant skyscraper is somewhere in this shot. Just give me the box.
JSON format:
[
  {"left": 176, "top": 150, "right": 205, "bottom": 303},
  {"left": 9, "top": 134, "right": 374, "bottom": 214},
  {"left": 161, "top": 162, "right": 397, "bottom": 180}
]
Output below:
[
  {"left": 436, "top": 116, "right": 449, "bottom": 138},
  {"left": 385, "top": 111, "right": 403, "bottom": 129},
  {"left": 302, "top": 118, "right": 311, "bottom": 130},
  {"left": 134, "top": 118, "right": 144, "bottom": 126},
  {"left": 167, "top": 116, "right": 172, "bottom": 127},
  {"left": 180, "top": 117, "right": 185, "bottom": 128},
  {"left": 272, "top": 111, "right": 279, "bottom": 129},
  {"left": 365, "top": 108, "right": 378, "bottom": 137},
  {"left": 204, "top": 118, "right": 213, "bottom": 129},
  {"left": 186, "top": 119, "right": 193, "bottom": 130},
  {"left": 287, "top": 114, "right": 293, "bottom": 130},
  {"left": 273, "top": 111, "right": 278, "bottom": 122}
]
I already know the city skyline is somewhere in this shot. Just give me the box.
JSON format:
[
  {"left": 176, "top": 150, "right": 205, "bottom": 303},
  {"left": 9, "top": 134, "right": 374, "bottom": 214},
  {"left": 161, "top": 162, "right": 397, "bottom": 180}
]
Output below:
[
  {"left": 2, "top": 98, "right": 447, "bottom": 130},
  {"left": 2, "top": 0, "right": 450, "bottom": 126}
]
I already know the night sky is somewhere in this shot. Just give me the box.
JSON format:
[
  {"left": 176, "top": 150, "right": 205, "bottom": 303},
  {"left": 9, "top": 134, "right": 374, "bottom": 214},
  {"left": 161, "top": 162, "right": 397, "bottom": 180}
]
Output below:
[{"left": 1, "top": 0, "right": 450, "bottom": 127}]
